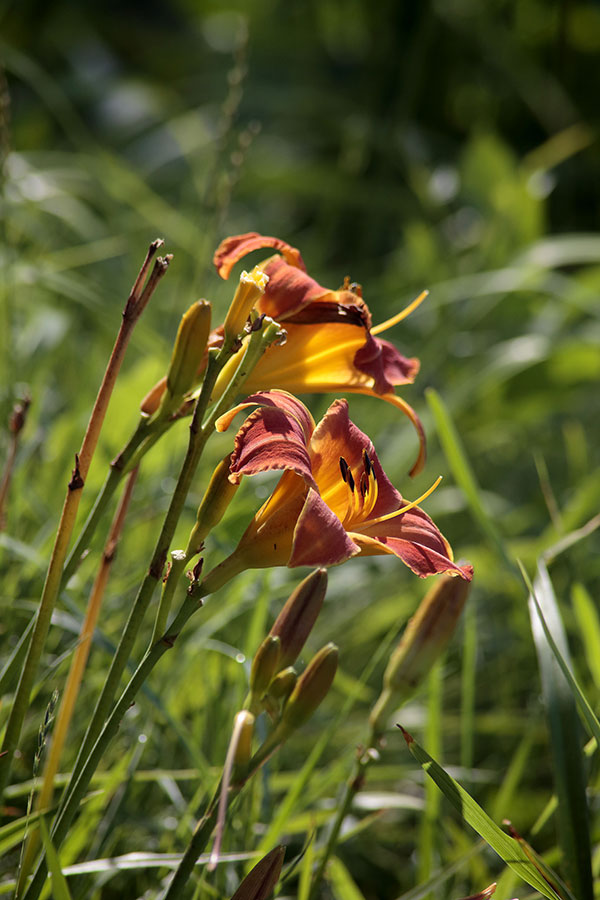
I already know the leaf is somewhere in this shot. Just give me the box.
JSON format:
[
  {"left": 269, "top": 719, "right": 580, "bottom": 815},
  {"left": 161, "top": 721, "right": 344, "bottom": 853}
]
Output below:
[
  {"left": 39, "top": 817, "right": 73, "bottom": 900},
  {"left": 525, "top": 560, "right": 594, "bottom": 900},
  {"left": 399, "top": 727, "right": 562, "bottom": 900},
  {"left": 327, "top": 856, "right": 366, "bottom": 900}
]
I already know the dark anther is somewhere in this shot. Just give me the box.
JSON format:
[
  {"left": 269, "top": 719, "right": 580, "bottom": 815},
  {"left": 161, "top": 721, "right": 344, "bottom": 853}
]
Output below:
[
  {"left": 346, "top": 467, "right": 355, "bottom": 493},
  {"left": 339, "top": 456, "right": 349, "bottom": 482},
  {"left": 360, "top": 473, "right": 368, "bottom": 497},
  {"left": 362, "top": 449, "right": 372, "bottom": 476}
]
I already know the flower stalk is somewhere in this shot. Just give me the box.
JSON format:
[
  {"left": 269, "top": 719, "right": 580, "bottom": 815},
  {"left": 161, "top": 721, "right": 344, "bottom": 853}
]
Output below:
[{"left": 0, "top": 240, "right": 170, "bottom": 805}]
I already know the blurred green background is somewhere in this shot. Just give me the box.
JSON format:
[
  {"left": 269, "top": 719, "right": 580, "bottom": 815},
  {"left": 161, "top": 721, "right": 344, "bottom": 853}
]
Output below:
[{"left": 1, "top": 1, "right": 600, "bottom": 898}]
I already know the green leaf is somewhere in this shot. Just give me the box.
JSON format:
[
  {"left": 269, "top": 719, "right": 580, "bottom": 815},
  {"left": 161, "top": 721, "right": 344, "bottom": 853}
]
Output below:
[
  {"left": 39, "top": 817, "right": 73, "bottom": 900},
  {"left": 525, "top": 560, "right": 594, "bottom": 900},
  {"left": 327, "top": 856, "right": 366, "bottom": 900},
  {"left": 399, "top": 727, "right": 562, "bottom": 900},
  {"left": 571, "top": 582, "right": 600, "bottom": 691}
]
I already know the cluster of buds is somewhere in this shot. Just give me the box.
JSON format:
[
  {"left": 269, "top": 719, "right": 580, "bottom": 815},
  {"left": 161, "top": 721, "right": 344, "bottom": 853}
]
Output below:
[{"left": 232, "top": 569, "right": 338, "bottom": 778}]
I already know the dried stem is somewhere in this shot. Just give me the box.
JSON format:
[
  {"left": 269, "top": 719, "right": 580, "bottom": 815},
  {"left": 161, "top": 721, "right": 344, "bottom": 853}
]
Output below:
[
  {"left": 0, "top": 241, "right": 169, "bottom": 804},
  {"left": 0, "top": 396, "right": 31, "bottom": 531},
  {"left": 16, "top": 468, "right": 138, "bottom": 892}
]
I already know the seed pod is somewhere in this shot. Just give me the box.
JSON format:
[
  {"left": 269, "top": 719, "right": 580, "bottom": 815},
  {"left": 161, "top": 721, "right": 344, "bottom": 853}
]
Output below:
[{"left": 270, "top": 569, "right": 327, "bottom": 669}]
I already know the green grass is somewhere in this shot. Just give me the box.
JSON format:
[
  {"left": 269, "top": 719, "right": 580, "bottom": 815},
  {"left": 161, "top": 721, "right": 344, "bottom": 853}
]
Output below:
[{"left": 1, "top": 3, "right": 600, "bottom": 897}]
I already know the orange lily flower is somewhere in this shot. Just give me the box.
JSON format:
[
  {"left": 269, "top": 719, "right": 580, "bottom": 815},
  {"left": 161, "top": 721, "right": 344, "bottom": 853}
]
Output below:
[
  {"left": 142, "top": 233, "right": 427, "bottom": 475},
  {"left": 201, "top": 390, "right": 472, "bottom": 594}
]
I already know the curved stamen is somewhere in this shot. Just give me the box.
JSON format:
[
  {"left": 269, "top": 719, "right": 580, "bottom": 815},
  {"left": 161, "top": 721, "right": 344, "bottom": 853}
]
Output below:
[
  {"left": 363, "top": 475, "right": 442, "bottom": 528},
  {"left": 371, "top": 290, "right": 428, "bottom": 336}
]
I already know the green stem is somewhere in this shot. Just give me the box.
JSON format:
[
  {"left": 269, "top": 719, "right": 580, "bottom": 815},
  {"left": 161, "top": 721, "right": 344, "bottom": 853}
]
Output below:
[
  {"left": 61, "top": 416, "right": 154, "bottom": 586},
  {"left": 54, "top": 348, "right": 229, "bottom": 822},
  {"left": 23, "top": 589, "right": 205, "bottom": 900},
  {"left": 163, "top": 726, "right": 281, "bottom": 899},
  {"left": 22, "top": 317, "right": 283, "bottom": 899},
  {"left": 151, "top": 554, "right": 190, "bottom": 645},
  {"left": 0, "top": 244, "right": 169, "bottom": 805},
  {"left": 162, "top": 784, "right": 223, "bottom": 899},
  {"left": 308, "top": 730, "right": 377, "bottom": 900}
]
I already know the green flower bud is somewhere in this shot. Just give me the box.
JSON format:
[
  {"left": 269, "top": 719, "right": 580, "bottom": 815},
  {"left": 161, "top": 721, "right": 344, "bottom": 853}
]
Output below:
[
  {"left": 250, "top": 636, "right": 281, "bottom": 699},
  {"left": 232, "top": 710, "right": 255, "bottom": 773},
  {"left": 267, "top": 666, "right": 297, "bottom": 702},
  {"left": 187, "top": 454, "right": 239, "bottom": 554},
  {"left": 270, "top": 569, "right": 327, "bottom": 669},
  {"left": 165, "top": 300, "right": 212, "bottom": 405},
  {"left": 370, "top": 574, "right": 471, "bottom": 733},
  {"left": 280, "top": 643, "right": 338, "bottom": 734}
]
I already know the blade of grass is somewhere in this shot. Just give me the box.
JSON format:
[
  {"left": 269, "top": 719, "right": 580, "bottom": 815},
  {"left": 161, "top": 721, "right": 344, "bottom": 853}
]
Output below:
[
  {"left": 38, "top": 817, "right": 73, "bottom": 900},
  {"left": 327, "top": 856, "right": 366, "bottom": 900},
  {"left": 571, "top": 582, "right": 600, "bottom": 691},
  {"left": 399, "top": 727, "right": 563, "bottom": 900},
  {"left": 525, "top": 560, "right": 593, "bottom": 900},
  {"left": 425, "top": 388, "right": 511, "bottom": 567},
  {"left": 520, "top": 561, "right": 600, "bottom": 748},
  {"left": 418, "top": 661, "right": 443, "bottom": 895},
  {"left": 460, "top": 599, "right": 477, "bottom": 776}
]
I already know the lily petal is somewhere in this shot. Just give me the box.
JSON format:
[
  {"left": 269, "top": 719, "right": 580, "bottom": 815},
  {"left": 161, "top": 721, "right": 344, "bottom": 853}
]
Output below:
[
  {"left": 308, "top": 399, "right": 402, "bottom": 520},
  {"left": 219, "top": 391, "right": 317, "bottom": 489},
  {"left": 214, "top": 232, "right": 305, "bottom": 279},
  {"left": 352, "top": 532, "right": 473, "bottom": 579},
  {"left": 354, "top": 335, "right": 420, "bottom": 392},
  {"left": 289, "top": 488, "right": 359, "bottom": 567}
]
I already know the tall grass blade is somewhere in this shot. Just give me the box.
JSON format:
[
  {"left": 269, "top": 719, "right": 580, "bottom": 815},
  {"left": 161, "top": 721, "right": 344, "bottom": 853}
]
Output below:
[
  {"left": 399, "top": 727, "right": 562, "bottom": 900},
  {"left": 525, "top": 560, "right": 594, "bottom": 900},
  {"left": 38, "top": 817, "right": 73, "bottom": 900},
  {"left": 425, "top": 388, "right": 510, "bottom": 566}
]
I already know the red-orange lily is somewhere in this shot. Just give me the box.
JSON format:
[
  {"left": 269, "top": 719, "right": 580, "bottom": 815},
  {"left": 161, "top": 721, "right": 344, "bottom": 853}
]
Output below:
[
  {"left": 142, "top": 232, "right": 427, "bottom": 475},
  {"left": 201, "top": 390, "right": 472, "bottom": 594}
]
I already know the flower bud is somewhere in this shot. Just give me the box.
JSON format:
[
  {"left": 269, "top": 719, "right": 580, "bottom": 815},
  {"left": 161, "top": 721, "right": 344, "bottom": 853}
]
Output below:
[
  {"left": 269, "top": 569, "right": 327, "bottom": 669},
  {"left": 267, "top": 666, "right": 297, "bottom": 702},
  {"left": 187, "top": 454, "right": 239, "bottom": 554},
  {"left": 280, "top": 643, "right": 338, "bottom": 733},
  {"left": 370, "top": 575, "right": 471, "bottom": 733},
  {"left": 250, "top": 636, "right": 281, "bottom": 699},
  {"left": 230, "top": 845, "right": 285, "bottom": 900},
  {"left": 232, "top": 710, "right": 255, "bottom": 773},
  {"left": 223, "top": 267, "right": 268, "bottom": 344},
  {"left": 165, "top": 300, "right": 212, "bottom": 406}
]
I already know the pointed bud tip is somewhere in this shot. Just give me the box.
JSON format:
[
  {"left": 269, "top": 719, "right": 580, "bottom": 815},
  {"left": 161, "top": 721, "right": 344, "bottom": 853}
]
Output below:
[{"left": 397, "top": 724, "right": 414, "bottom": 746}]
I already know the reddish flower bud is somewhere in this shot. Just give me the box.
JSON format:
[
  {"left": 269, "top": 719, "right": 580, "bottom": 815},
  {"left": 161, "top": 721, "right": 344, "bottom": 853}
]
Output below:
[
  {"left": 370, "top": 574, "right": 471, "bottom": 733},
  {"left": 269, "top": 568, "right": 327, "bottom": 668}
]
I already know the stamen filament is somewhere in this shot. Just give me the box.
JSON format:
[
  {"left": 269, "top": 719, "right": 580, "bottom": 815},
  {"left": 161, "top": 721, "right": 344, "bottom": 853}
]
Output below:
[
  {"left": 372, "top": 290, "right": 428, "bottom": 336},
  {"left": 364, "top": 475, "right": 442, "bottom": 528}
]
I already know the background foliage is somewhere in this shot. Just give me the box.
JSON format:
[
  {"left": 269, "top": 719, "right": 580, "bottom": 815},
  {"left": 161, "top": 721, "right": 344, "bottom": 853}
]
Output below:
[{"left": 1, "top": 1, "right": 599, "bottom": 898}]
